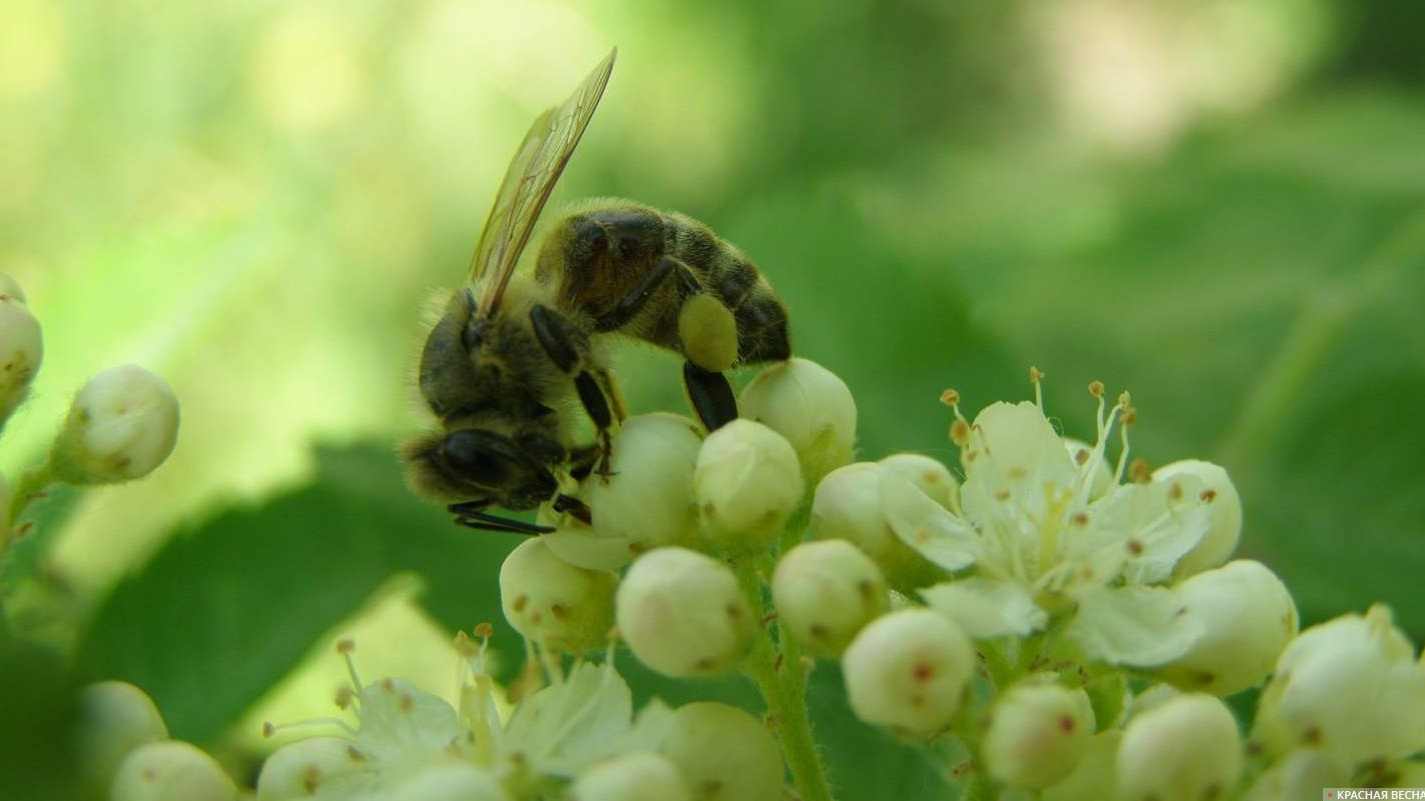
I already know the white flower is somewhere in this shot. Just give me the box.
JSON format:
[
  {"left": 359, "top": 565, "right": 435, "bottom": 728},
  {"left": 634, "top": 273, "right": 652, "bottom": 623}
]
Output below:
[
  {"left": 111, "top": 741, "right": 238, "bottom": 801},
  {"left": 807, "top": 462, "right": 941, "bottom": 591},
  {"left": 841, "top": 608, "right": 974, "bottom": 735},
  {"left": 772, "top": 540, "right": 887, "bottom": 658},
  {"left": 499, "top": 538, "right": 616, "bottom": 653},
  {"left": 1250, "top": 604, "right": 1425, "bottom": 765},
  {"left": 1116, "top": 694, "right": 1243, "bottom": 801},
  {"left": 694, "top": 419, "right": 803, "bottom": 554},
  {"left": 740, "top": 357, "right": 857, "bottom": 486},
  {"left": 983, "top": 682, "right": 1095, "bottom": 789},
  {"left": 1160, "top": 559, "right": 1298, "bottom": 696},
  {"left": 77, "top": 681, "right": 170, "bottom": 799},
  {"left": 659, "top": 702, "right": 784, "bottom": 801},
  {"left": 615, "top": 548, "right": 753, "bottom": 678},
  {"left": 50, "top": 364, "right": 180, "bottom": 485},
  {"left": 895, "top": 391, "right": 1213, "bottom": 667}
]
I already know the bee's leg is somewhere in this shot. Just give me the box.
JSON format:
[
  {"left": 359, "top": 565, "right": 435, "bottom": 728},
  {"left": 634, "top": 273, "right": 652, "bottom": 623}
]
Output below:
[
  {"left": 569, "top": 444, "right": 602, "bottom": 480},
  {"left": 593, "top": 255, "right": 700, "bottom": 331},
  {"left": 449, "top": 507, "right": 556, "bottom": 536},
  {"left": 683, "top": 362, "right": 738, "bottom": 431},
  {"left": 552, "top": 493, "right": 593, "bottom": 525},
  {"left": 530, "top": 304, "right": 618, "bottom": 478},
  {"left": 594, "top": 367, "right": 628, "bottom": 422}
]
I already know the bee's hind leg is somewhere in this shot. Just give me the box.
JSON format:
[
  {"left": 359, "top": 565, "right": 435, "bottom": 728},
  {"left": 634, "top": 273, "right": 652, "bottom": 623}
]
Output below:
[{"left": 683, "top": 363, "right": 738, "bottom": 431}]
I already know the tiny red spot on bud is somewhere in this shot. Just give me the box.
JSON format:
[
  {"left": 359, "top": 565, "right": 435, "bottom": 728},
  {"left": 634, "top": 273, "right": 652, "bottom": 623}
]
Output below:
[
  {"left": 1200, "top": 488, "right": 1217, "bottom": 503},
  {"left": 1059, "top": 715, "right": 1076, "bottom": 733}
]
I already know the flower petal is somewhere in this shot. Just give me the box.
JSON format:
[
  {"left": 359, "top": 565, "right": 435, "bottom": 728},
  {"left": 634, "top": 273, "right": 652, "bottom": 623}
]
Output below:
[
  {"left": 1068, "top": 585, "right": 1202, "bottom": 667},
  {"left": 921, "top": 578, "right": 1048, "bottom": 638},
  {"left": 879, "top": 469, "right": 981, "bottom": 571}
]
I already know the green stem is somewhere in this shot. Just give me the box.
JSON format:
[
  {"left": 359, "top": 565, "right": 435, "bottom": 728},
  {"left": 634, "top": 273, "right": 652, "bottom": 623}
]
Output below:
[
  {"left": 731, "top": 556, "right": 836, "bottom": 801},
  {"left": 959, "top": 771, "right": 997, "bottom": 801},
  {"left": 2, "top": 463, "right": 54, "bottom": 559}
]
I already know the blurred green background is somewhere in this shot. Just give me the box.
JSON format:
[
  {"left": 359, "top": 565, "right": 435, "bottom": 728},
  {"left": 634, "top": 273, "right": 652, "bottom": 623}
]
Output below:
[{"left": 2, "top": 0, "right": 1423, "bottom": 796}]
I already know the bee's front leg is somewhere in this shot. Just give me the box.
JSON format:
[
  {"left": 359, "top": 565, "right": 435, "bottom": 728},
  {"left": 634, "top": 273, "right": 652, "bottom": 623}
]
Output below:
[{"left": 529, "top": 304, "right": 618, "bottom": 480}]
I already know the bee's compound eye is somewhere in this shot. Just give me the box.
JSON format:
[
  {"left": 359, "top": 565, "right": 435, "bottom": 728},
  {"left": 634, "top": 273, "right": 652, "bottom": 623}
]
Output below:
[{"left": 440, "top": 430, "right": 512, "bottom": 486}]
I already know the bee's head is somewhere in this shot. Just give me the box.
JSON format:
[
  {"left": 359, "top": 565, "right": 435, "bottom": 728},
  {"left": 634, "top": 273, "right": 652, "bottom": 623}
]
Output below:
[
  {"left": 400, "top": 427, "right": 558, "bottom": 511},
  {"left": 419, "top": 288, "right": 492, "bottom": 421}
]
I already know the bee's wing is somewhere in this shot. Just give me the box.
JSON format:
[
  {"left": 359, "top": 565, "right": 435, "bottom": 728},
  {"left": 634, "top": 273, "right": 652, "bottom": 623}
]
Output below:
[{"left": 469, "top": 48, "right": 616, "bottom": 316}]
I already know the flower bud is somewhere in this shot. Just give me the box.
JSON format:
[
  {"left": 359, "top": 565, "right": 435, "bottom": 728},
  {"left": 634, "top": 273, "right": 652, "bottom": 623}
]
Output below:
[
  {"left": 569, "top": 752, "right": 691, "bottom": 801},
  {"left": 255, "top": 737, "right": 369, "bottom": 800},
  {"left": 500, "top": 538, "right": 616, "bottom": 653},
  {"left": 111, "top": 741, "right": 238, "bottom": 801},
  {"left": 1250, "top": 604, "right": 1425, "bottom": 765},
  {"left": 616, "top": 548, "right": 752, "bottom": 677},
  {"left": 387, "top": 763, "right": 510, "bottom": 801},
  {"left": 1242, "top": 749, "right": 1349, "bottom": 801},
  {"left": 740, "top": 358, "right": 856, "bottom": 486},
  {"left": 694, "top": 420, "right": 802, "bottom": 553},
  {"left": 1161, "top": 560, "right": 1297, "bottom": 696},
  {"left": 582, "top": 413, "right": 702, "bottom": 552},
  {"left": 1153, "top": 460, "right": 1241, "bottom": 576},
  {"left": 1043, "top": 732, "right": 1121, "bottom": 801},
  {"left": 1117, "top": 694, "right": 1242, "bottom": 801},
  {"left": 842, "top": 608, "right": 974, "bottom": 735},
  {"left": 49, "top": 365, "right": 180, "bottom": 485},
  {"left": 772, "top": 540, "right": 887, "bottom": 658},
  {"left": 0, "top": 282, "right": 42, "bottom": 422},
  {"left": 808, "top": 463, "right": 941, "bottom": 592},
  {"left": 76, "top": 681, "right": 170, "bottom": 799},
  {"left": 983, "top": 683, "right": 1095, "bottom": 789},
  {"left": 879, "top": 453, "right": 957, "bottom": 510},
  {"left": 0, "top": 273, "right": 28, "bottom": 304},
  {"left": 659, "top": 702, "right": 783, "bottom": 801}
]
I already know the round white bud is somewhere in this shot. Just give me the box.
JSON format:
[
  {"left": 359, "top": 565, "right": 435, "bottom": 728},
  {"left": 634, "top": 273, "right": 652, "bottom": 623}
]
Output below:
[
  {"left": 1153, "top": 460, "right": 1241, "bottom": 576},
  {"left": 879, "top": 453, "right": 957, "bottom": 510},
  {"left": 841, "top": 608, "right": 974, "bottom": 735},
  {"left": 1242, "top": 749, "right": 1349, "bottom": 801},
  {"left": 0, "top": 273, "right": 28, "bottom": 305},
  {"left": 0, "top": 284, "right": 42, "bottom": 421},
  {"left": 808, "top": 463, "right": 941, "bottom": 592},
  {"left": 616, "top": 548, "right": 752, "bottom": 677},
  {"left": 983, "top": 683, "right": 1095, "bottom": 789},
  {"left": 740, "top": 358, "right": 856, "bottom": 486},
  {"left": 500, "top": 538, "right": 616, "bottom": 653},
  {"left": 1161, "top": 559, "right": 1298, "bottom": 696},
  {"left": 659, "top": 702, "right": 783, "bottom": 801},
  {"left": 50, "top": 365, "right": 180, "bottom": 485},
  {"left": 76, "top": 681, "right": 170, "bottom": 799},
  {"left": 568, "top": 752, "right": 691, "bottom": 801},
  {"left": 386, "top": 762, "right": 510, "bottom": 801},
  {"left": 256, "top": 737, "right": 369, "bottom": 800},
  {"left": 1116, "top": 694, "right": 1243, "bottom": 801},
  {"left": 1042, "top": 731, "right": 1121, "bottom": 801},
  {"left": 1250, "top": 604, "right": 1425, "bottom": 764},
  {"left": 772, "top": 540, "right": 887, "bottom": 658},
  {"left": 582, "top": 413, "right": 702, "bottom": 552},
  {"left": 111, "top": 741, "right": 238, "bottom": 801},
  {"left": 694, "top": 420, "right": 802, "bottom": 554}
]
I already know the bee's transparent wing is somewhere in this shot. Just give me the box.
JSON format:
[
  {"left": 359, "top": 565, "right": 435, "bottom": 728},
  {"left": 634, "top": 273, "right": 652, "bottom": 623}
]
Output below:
[{"left": 469, "top": 49, "right": 616, "bottom": 315}]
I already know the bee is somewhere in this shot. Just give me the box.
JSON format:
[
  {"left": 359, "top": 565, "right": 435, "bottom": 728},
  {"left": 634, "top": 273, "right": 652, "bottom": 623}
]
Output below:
[{"left": 402, "top": 49, "right": 791, "bottom": 533}]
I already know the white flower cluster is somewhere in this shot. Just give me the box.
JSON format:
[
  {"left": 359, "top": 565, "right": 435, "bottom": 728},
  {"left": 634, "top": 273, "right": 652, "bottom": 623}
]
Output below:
[
  {"left": 0, "top": 274, "right": 181, "bottom": 551},
  {"left": 243, "top": 357, "right": 1425, "bottom": 800}
]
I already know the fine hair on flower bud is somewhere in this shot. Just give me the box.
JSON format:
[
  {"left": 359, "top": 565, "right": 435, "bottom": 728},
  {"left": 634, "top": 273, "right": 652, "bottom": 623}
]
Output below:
[
  {"left": 1250, "top": 604, "right": 1425, "bottom": 765},
  {"left": 659, "top": 702, "right": 784, "bottom": 801},
  {"left": 500, "top": 538, "right": 616, "bottom": 653},
  {"left": 841, "top": 607, "right": 974, "bottom": 735},
  {"left": 255, "top": 737, "right": 369, "bottom": 801},
  {"left": 983, "top": 682, "right": 1095, "bottom": 789},
  {"left": 77, "top": 681, "right": 170, "bottom": 799},
  {"left": 581, "top": 413, "right": 703, "bottom": 552},
  {"left": 111, "top": 741, "right": 238, "bottom": 801},
  {"left": 1116, "top": 693, "right": 1243, "bottom": 801},
  {"left": 1153, "top": 460, "right": 1241, "bottom": 576},
  {"left": 0, "top": 278, "right": 42, "bottom": 423},
  {"left": 808, "top": 462, "right": 941, "bottom": 592},
  {"left": 693, "top": 419, "right": 802, "bottom": 554},
  {"left": 739, "top": 357, "right": 857, "bottom": 486},
  {"left": 568, "top": 751, "right": 691, "bottom": 801},
  {"left": 1160, "top": 559, "right": 1298, "bottom": 696},
  {"left": 772, "top": 540, "right": 887, "bottom": 658},
  {"left": 615, "top": 547, "right": 753, "bottom": 677},
  {"left": 49, "top": 364, "right": 180, "bottom": 485}
]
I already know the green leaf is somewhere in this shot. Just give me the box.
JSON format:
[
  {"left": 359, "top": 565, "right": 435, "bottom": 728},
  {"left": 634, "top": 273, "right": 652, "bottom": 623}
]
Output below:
[{"left": 74, "top": 444, "right": 523, "bottom": 745}]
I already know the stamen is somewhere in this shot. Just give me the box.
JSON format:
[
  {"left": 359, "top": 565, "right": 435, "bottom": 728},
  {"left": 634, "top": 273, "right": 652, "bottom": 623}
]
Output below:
[
  {"left": 1128, "top": 458, "right": 1151, "bottom": 484},
  {"left": 263, "top": 717, "right": 358, "bottom": 739},
  {"left": 1029, "top": 367, "right": 1045, "bottom": 412},
  {"left": 336, "top": 639, "right": 363, "bottom": 693}
]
